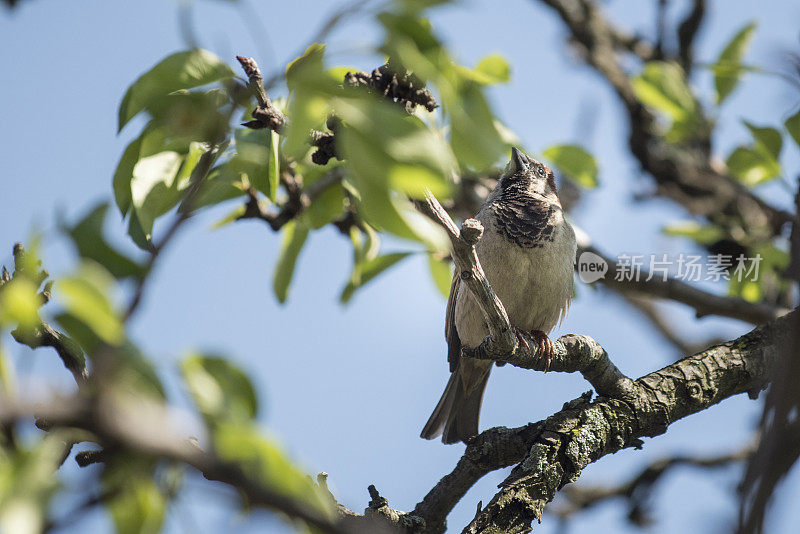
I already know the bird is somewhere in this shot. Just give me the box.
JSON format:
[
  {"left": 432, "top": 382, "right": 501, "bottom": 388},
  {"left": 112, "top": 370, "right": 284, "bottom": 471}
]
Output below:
[{"left": 421, "top": 147, "right": 577, "bottom": 444}]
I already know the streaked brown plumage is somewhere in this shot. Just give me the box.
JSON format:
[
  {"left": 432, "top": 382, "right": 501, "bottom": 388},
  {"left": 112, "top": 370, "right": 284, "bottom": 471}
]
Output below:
[{"left": 421, "top": 147, "right": 576, "bottom": 444}]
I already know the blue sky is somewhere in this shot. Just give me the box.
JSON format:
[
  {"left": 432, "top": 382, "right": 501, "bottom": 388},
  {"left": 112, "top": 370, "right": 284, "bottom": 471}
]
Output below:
[{"left": 2, "top": 0, "right": 800, "bottom": 532}]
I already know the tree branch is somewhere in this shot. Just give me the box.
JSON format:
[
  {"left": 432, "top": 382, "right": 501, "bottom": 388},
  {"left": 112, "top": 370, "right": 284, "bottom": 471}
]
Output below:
[
  {"left": 0, "top": 395, "right": 395, "bottom": 534},
  {"left": 236, "top": 55, "right": 287, "bottom": 133},
  {"left": 455, "top": 309, "right": 794, "bottom": 533},
  {"left": 537, "top": 0, "right": 792, "bottom": 243},
  {"left": 11, "top": 322, "right": 88, "bottom": 385},
  {"left": 2, "top": 243, "right": 89, "bottom": 385},
  {"left": 420, "top": 191, "right": 518, "bottom": 355},
  {"left": 677, "top": 0, "right": 706, "bottom": 72},
  {"left": 577, "top": 241, "right": 789, "bottom": 325},
  {"left": 238, "top": 167, "right": 344, "bottom": 231},
  {"left": 552, "top": 445, "right": 752, "bottom": 525}
]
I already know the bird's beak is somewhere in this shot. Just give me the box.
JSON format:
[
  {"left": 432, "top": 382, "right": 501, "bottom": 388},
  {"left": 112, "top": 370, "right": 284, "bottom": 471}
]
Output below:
[{"left": 510, "top": 146, "right": 528, "bottom": 173}]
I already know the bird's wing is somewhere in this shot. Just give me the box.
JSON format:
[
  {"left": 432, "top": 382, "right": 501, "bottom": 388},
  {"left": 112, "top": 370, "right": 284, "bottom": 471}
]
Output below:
[{"left": 445, "top": 273, "right": 462, "bottom": 373}]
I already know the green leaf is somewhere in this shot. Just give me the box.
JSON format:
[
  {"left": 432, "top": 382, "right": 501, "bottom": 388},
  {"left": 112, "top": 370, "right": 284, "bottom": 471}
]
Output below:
[
  {"left": 387, "top": 164, "right": 449, "bottom": 198},
  {"left": 0, "top": 434, "right": 64, "bottom": 534},
  {"left": 113, "top": 342, "right": 166, "bottom": 399},
  {"left": 662, "top": 221, "right": 726, "bottom": 245},
  {"left": 65, "top": 203, "right": 147, "bottom": 280},
  {"left": 213, "top": 422, "right": 336, "bottom": 520},
  {"left": 57, "top": 262, "right": 123, "bottom": 345},
  {"left": 273, "top": 220, "right": 309, "bottom": 303},
  {"left": 234, "top": 129, "right": 270, "bottom": 196},
  {"left": 427, "top": 254, "right": 451, "bottom": 298},
  {"left": 174, "top": 141, "right": 206, "bottom": 186},
  {"left": 210, "top": 205, "right": 247, "bottom": 229},
  {"left": 119, "top": 49, "right": 234, "bottom": 132},
  {"left": 267, "top": 130, "right": 280, "bottom": 202},
  {"left": 713, "top": 22, "right": 756, "bottom": 104},
  {"left": 335, "top": 96, "right": 452, "bottom": 246},
  {"left": 542, "top": 144, "right": 598, "bottom": 188},
  {"left": 726, "top": 146, "right": 780, "bottom": 186},
  {"left": 378, "top": 11, "right": 506, "bottom": 169},
  {"left": 448, "top": 82, "right": 507, "bottom": 169},
  {"left": 0, "top": 278, "right": 41, "bottom": 332},
  {"left": 475, "top": 54, "right": 510, "bottom": 83},
  {"left": 181, "top": 354, "right": 257, "bottom": 424},
  {"left": 113, "top": 136, "right": 142, "bottom": 215},
  {"left": 0, "top": 344, "right": 14, "bottom": 395},
  {"left": 784, "top": 108, "right": 800, "bottom": 151},
  {"left": 103, "top": 457, "right": 165, "bottom": 534},
  {"left": 189, "top": 161, "right": 246, "bottom": 210},
  {"left": 145, "top": 89, "right": 230, "bottom": 143},
  {"left": 305, "top": 182, "right": 345, "bottom": 229},
  {"left": 107, "top": 478, "right": 165, "bottom": 534},
  {"left": 113, "top": 125, "right": 193, "bottom": 219},
  {"left": 461, "top": 54, "right": 511, "bottom": 84},
  {"left": 744, "top": 122, "right": 782, "bottom": 160},
  {"left": 632, "top": 61, "right": 697, "bottom": 124},
  {"left": 340, "top": 252, "right": 411, "bottom": 303},
  {"left": 632, "top": 61, "right": 702, "bottom": 142},
  {"left": 131, "top": 150, "right": 184, "bottom": 240},
  {"left": 127, "top": 211, "right": 154, "bottom": 252},
  {"left": 284, "top": 44, "right": 338, "bottom": 159}
]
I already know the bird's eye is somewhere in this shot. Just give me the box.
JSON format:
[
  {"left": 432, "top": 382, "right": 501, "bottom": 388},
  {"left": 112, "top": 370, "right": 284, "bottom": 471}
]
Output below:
[{"left": 537, "top": 167, "right": 545, "bottom": 177}]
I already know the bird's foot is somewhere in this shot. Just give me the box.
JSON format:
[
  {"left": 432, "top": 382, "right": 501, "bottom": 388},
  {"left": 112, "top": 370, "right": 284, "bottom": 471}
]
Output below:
[
  {"left": 512, "top": 326, "right": 530, "bottom": 351},
  {"left": 530, "top": 330, "right": 554, "bottom": 372}
]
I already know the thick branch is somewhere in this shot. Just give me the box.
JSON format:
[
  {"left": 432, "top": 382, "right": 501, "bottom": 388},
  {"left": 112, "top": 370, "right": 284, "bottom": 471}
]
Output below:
[
  {"left": 406, "top": 308, "right": 795, "bottom": 533},
  {"left": 460, "top": 310, "right": 794, "bottom": 533},
  {"left": 466, "top": 333, "right": 636, "bottom": 401}
]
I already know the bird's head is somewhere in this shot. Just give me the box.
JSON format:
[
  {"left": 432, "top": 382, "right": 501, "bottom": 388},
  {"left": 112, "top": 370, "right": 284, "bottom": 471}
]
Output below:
[{"left": 499, "top": 147, "right": 559, "bottom": 204}]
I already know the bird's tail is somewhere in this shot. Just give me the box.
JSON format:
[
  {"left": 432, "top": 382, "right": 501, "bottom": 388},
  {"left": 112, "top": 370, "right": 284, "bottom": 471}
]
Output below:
[{"left": 420, "top": 361, "right": 491, "bottom": 444}]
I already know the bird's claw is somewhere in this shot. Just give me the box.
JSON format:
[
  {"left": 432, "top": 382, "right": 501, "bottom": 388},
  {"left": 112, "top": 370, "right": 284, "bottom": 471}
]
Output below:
[
  {"left": 512, "top": 326, "right": 530, "bottom": 351},
  {"left": 530, "top": 330, "right": 554, "bottom": 372}
]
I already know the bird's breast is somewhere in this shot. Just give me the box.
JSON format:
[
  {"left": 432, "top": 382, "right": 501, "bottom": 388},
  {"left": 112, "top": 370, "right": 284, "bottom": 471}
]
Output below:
[{"left": 453, "top": 204, "right": 576, "bottom": 348}]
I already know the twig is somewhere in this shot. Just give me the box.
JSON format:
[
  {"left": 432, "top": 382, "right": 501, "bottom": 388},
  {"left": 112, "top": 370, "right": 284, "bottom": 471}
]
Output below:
[
  {"left": 677, "top": 0, "right": 706, "bottom": 72},
  {"left": 2, "top": 244, "right": 88, "bottom": 384},
  {"left": 0, "top": 396, "right": 364, "bottom": 534},
  {"left": 552, "top": 445, "right": 752, "bottom": 525},
  {"left": 538, "top": 0, "right": 792, "bottom": 244},
  {"left": 12, "top": 322, "right": 88, "bottom": 385},
  {"left": 654, "top": 0, "right": 668, "bottom": 60},
  {"left": 420, "top": 191, "right": 518, "bottom": 355},
  {"left": 621, "top": 294, "right": 726, "bottom": 357},
  {"left": 236, "top": 56, "right": 287, "bottom": 133},
  {"left": 784, "top": 177, "right": 800, "bottom": 281},
  {"left": 258, "top": 0, "right": 376, "bottom": 92},
  {"left": 238, "top": 168, "right": 343, "bottom": 231},
  {"left": 578, "top": 242, "right": 789, "bottom": 325},
  {"left": 124, "top": 144, "right": 223, "bottom": 321}
]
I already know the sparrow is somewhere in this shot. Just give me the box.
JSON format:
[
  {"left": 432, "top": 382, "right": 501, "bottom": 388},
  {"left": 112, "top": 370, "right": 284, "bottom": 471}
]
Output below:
[{"left": 421, "top": 147, "right": 577, "bottom": 444}]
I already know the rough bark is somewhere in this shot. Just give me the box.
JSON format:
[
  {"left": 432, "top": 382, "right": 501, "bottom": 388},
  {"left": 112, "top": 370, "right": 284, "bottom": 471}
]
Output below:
[{"left": 413, "top": 309, "right": 795, "bottom": 534}]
